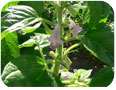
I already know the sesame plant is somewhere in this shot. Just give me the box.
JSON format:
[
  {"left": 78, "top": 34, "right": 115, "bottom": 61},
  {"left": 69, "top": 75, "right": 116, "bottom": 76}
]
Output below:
[{"left": 1, "top": 1, "right": 114, "bottom": 87}]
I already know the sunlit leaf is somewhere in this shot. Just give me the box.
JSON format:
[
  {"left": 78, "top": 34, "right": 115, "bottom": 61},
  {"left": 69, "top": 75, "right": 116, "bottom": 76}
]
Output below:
[
  {"left": 2, "top": 55, "right": 45, "bottom": 86},
  {"left": 19, "top": 33, "right": 50, "bottom": 49},
  {"left": 2, "top": 1, "right": 20, "bottom": 12},
  {"left": 1, "top": 5, "right": 41, "bottom": 39},
  {"left": 88, "top": 1, "right": 110, "bottom": 29},
  {"left": 74, "top": 69, "right": 92, "bottom": 82},
  {"left": 82, "top": 25, "right": 114, "bottom": 66},
  {"left": 89, "top": 66, "right": 114, "bottom": 87},
  {"left": 1, "top": 32, "right": 20, "bottom": 73}
]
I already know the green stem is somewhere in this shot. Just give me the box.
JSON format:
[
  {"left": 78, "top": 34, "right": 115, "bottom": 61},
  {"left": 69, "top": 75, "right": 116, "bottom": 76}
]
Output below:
[
  {"left": 37, "top": 43, "right": 45, "bottom": 60},
  {"left": 64, "top": 43, "right": 80, "bottom": 55},
  {"left": 42, "top": 22, "right": 52, "bottom": 35},
  {"left": 64, "top": 35, "right": 83, "bottom": 43},
  {"left": 53, "top": 59, "right": 60, "bottom": 75},
  {"left": 46, "top": 60, "right": 55, "bottom": 64},
  {"left": 42, "top": 18, "right": 55, "bottom": 26},
  {"left": 61, "top": 80, "right": 72, "bottom": 84},
  {"left": 53, "top": 2, "right": 63, "bottom": 76},
  {"left": 65, "top": 84, "right": 80, "bottom": 87}
]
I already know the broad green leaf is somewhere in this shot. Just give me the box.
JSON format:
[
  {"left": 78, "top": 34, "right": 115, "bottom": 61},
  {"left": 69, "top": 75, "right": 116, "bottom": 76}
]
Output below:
[
  {"left": 19, "top": 1, "right": 44, "bottom": 16},
  {"left": 2, "top": 55, "right": 63, "bottom": 87},
  {"left": 19, "top": 33, "right": 50, "bottom": 49},
  {"left": 22, "top": 22, "right": 41, "bottom": 33},
  {"left": 1, "top": 30, "right": 8, "bottom": 40},
  {"left": 19, "top": 39, "right": 35, "bottom": 48},
  {"left": 88, "top": 1, "right": 110, "bottom": 29},
  {"left": 81, "top": 25, "right": 114, "bottom": 66},
  {"left": 1, "top": 32, "right": 20, "bottom": 73},
  {"left": 89, "top": 66, "right": 114, "bottom": 87},
  {"left": 2, "top": 1, "right": 19, "bottom": 12},
  {"left": 36, "top": 70, "right": 64, "bottom": 87},
  {"left": 1, "top": 5, "right": 41, "bottom": 39},
  {"left": 2, "top": 55, "right": 45, "bottom": 86},
  {"left": 74, "top": 69, "right": 92, "bottom": 82}
]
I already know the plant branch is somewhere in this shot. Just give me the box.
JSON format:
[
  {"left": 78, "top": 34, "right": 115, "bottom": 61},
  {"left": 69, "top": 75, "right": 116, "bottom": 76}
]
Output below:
[
  {"left": 42, "top": 22, "right": 52, "bottom": 35},
  {"left": 36, "top": 43, "right": 45, "bottom": 60},
  {"left": 64, "top": 43, "right": 80, "bottom": 55},
  {"left": 42, "top": 18, "right": 55, "bottom": 26},
  {"left": 64, "top": 35, "right": 83, "bottom": 43}
]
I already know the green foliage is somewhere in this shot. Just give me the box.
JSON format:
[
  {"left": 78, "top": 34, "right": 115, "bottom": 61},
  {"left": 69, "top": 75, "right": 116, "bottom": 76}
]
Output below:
[
  {"left": 66, "top": 5, "right": 77, "bottom": 17},
  {"left": 81, "top": 7, "right": 90, "bottom": 24},
  {"left": 88, "top": 1, "right": 110, "bottom": 29},
  {"left": 1, "top": 32, "right": 20, "bottom": 73},
  {"left": 1, "top": 5, "right": 41, "bottom": 40},
  {"left": 2, "top": 55, "right": 45, "bottom": 86},
  {"left": 2, "top": 55, "right": 63, "bottom": 87},
  {"left": 1, "top": 1, "right": 114, "bottom": 87},
  {"left": 89, "top": 66, "right": 114, "bottom": 87},
  {"left": 19, "top": 33, "right": 50, "bottom": 49},
  {"left": 19, "top": 1, "right": 44, "bottom": 16},
  {"left": 61, "top": 69, "right": 92, "bottom": 87},
  {"left": 36, "top": 70, "right": 64, "bottom": 87},
  {"left": 81, "top": 24, "right": 114, "bottom": 66},
  {"left": 74, "top": 69, "right": 92, "bottom": 82}
]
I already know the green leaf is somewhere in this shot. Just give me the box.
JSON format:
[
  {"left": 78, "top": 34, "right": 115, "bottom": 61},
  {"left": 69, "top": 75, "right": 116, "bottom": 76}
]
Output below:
[
  {"left": 1, "top": 55, "right": 45, "bottom": 87},
  {"left": 19, "top": 33, "right": 50, "bottom": 49},
  {"left": 88, "top": 1, "right": 110, "bottom": 29},
  {"left": 74, "top": 69, "right": 92, "bottom": 82},
  {"left": 22, "top": 22, "right": 41, "bottom": 33},
  {"left": 89, "top": 66, "right": 114, "bottom": 87},
  {"left": 36, "top": 70, "right": 64, "bottom": 87},
  {"left": 2, "top": 1, "right": 19, "bottom": 12},
  {"left": 1, "top": 30, "right": 9, "bottom": 40},
  {"left": 19, "top": 1, "right": 44, "bottom": 16},
  {"left": 1, "top": 5, "right": 41, "bottom": 39},
  {"left": 1, "top": 32, "right": 20, "bottom": 73},
  {"left": 81, "top": 25, "right": 114, "bottom": 66},
  {"left": 2, "top": 55, "right": 63, "bottom": 87},
  {"left": 19, "top": 39, "right": 35, "bottom": 48},
  {"left": 66, "top": 5, "right": 77, "bottom": 17},
  {"left": 82, "top": 7, "right": 90, "bottom": 24}
]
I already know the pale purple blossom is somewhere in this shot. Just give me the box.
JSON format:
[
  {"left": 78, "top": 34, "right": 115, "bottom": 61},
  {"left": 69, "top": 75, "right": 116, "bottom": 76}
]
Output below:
[
  {"left": 47, "top": 24, "right": 63, "bottom": 50},
  {"left": 69, "top": 19, "right": 82, "bottom": 37},
  {"left": 61, "top": 72, "right": 69, "bottom": 80}
]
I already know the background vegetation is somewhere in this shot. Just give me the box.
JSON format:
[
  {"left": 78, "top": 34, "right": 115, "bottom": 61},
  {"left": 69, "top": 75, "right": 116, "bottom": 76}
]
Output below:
[{"left": 1, "top": 1, "right": 114, "bottom": 87}]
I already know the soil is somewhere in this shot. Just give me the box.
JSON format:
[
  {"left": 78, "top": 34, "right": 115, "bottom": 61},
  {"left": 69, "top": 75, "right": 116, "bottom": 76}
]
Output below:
[
  {"left": 65, "top": 42, "right": 107, "bottom": 77},
  {"left": 68, "top": 50, "right": 107, "bottom": 77}
]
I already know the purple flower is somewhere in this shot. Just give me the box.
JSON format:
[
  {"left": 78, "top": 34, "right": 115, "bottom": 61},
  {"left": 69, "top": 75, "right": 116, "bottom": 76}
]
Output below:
[
  {"left": 47, "top": 24, "right": 63, "bottom": 50},
  {"left": 69, "top": 19, "right": 82, "bottom": 37}
]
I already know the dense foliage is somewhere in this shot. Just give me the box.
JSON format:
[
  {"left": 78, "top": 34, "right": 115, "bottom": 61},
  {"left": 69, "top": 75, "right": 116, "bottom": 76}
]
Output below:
[{"left": 1, "top": 1, "right": 114, "bottom": 87}]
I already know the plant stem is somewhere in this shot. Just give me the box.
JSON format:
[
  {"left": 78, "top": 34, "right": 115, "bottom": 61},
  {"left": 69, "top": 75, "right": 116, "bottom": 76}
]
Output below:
[
  {"left": 53, "top": 59, "right": 60, "bottom": 75},
  {"left": 61, "top": 80, "right": 72, "bottom": 84},
  {"left": 64, "top": 35, "right": 83, "bottom": 43},
  {"left": 53, "top": 2, "right": 63, "bottom": 76},
  {"left": 42, "top": 22, "right": 52, "bottom": 35},
  {"left": 43, "top": 18, "right": 55, "bottom": 26},
  {"left": 37, "top": 43, "right": 45, "bottom": 60},
  {"left": 64, "top": 43, "right": 80, "bottom": 55}
]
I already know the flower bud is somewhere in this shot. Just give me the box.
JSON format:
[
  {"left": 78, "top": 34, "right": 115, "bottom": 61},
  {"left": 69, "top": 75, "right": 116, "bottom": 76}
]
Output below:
[{"left": 49, "top": 51, "right": 56, "bottom": 59}]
